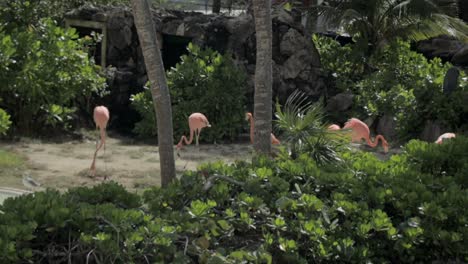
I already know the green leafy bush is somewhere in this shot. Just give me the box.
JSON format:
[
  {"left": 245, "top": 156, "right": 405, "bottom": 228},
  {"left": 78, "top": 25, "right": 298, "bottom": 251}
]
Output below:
[
  {"left": 131, "top": 43, "right": 247, "bottom": 142},
  {"left": 0, "top": 19, "right": 107, "bottom": 134},
  {"left": 2, "top": 137, "right": 467, "bottom": 262},
  {"left": 0, "top": 0, "right": 130, "bottom": 31},
  {"left": 0, "top": 182, "right": 181, "bottom": 263},
  {"left": 315, "top": 36, "right": 467, "bottom": 139},
  {"left": 275, "top": 90, "right": 348, "bottom": 164},
  {"left": 355, "top": 40, "right": 467, "bottom": 138},
  {"left": 313, "top": 34, "right": 366, "bottom": 92},
  {"left": 0, "top": 108, "right": 11, "bottom": 135}
]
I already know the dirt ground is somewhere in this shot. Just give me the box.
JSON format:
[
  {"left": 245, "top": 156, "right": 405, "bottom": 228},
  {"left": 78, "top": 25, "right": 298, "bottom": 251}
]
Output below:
[{"left": 0, "top": 136, "right": 253, "bottom": 194}]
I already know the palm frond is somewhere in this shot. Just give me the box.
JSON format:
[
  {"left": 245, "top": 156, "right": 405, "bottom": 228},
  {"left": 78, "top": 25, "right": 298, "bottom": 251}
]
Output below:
[
  {"left": 397, "top": 14, "right": 468, "bottom": 41},
  {"left": 312, "top": 0, "right": 467, "bottom": 52},
  {"left": 275, "top": 90, "right": 347, "bottom": 164}
]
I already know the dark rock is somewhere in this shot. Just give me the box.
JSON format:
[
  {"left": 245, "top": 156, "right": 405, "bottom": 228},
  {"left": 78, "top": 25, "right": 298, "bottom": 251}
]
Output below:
[
  {"left": 451, "top": 45, "right": 468, "bottom": 65},
  {"left": 280, "top": 28, "right": 308, "bottom": 57},
  {"left": 420, "top": 120, "right": 442, "bottom": 142},
  {"left": 282, "top": 49, "right": 314, "bottom": 79},
  {"left": 376, "top": 114, "right": 397, "bottom": 140},
  {"left": 442, "top": 67, "right": 460, "bottom": 95},
  {"left": 326, "top": 92, "right": 354, "bottom": 112},
  {"left": 416, "top": 36, "right": 466, "bottom": 64}
]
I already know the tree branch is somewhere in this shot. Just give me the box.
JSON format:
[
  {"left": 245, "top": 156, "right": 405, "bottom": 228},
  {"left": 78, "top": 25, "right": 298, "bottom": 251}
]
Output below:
[{"left": 203, "top": 174, "right": 244, "bottom": 191}]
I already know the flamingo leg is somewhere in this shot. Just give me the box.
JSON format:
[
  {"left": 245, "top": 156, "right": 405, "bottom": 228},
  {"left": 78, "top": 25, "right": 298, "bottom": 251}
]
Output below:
[{"left": 195, "top": 129, "right": 200, "bottom": 147}]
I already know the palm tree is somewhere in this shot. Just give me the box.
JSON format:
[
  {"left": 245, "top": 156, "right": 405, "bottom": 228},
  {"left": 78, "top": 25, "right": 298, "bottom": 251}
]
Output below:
[
  {"left": 131, "top": 0, "right": 176, "bottom": 186},
  {"left": 275, "top": 90, "right": 346, "bottom": 164},
  {"left": 252, "top": 0, "right": 273, "bottom": 155},
  {"left": 315, "top": 0, "right": 468, "bottom": 53}
]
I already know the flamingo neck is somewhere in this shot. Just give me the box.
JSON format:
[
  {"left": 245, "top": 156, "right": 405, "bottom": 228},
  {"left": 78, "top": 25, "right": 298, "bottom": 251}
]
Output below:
[
  {"left": 184, "top": 128, "right": 194, "bottom": 145},
  {"left": 366, "top": 135, "right": 385, "bottom": 148}
]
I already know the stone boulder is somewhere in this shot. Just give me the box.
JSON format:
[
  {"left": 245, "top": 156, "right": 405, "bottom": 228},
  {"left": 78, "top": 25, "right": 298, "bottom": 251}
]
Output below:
[
  {"left": 420, "top": 120, "right": 442, "bottom": 142},
  {"left": 451, "top": 45, "right": 468, "bottom": 65},
  {"left": 326, "top": 92, "right": 354, "bottom": 112},
  {"left": 376, "top": 114, "right": 397, "bottom": 141},
  {"left": 416, "top": 36, "right": 468, "bottom": 66}
]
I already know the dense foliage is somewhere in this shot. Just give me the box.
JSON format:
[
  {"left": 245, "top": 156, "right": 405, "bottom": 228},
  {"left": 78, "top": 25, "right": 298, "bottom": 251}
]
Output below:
[
  {"left": 131, "top": 43, "right": 247, "bottom": 142},
  {"left": 315, "top": 35, "right": 468, "bottom": 139},
  {"left": 0, "top": 108, "right": 11, "bottom": 135},
  {"left": 315, "top": 0, "right": 468, "bottom": 54},
  {"left": 275, "top": 90, "right": 348, "bottom": 163},
  {"left": 0, "top": 0, "right": 129, "bottom": 29},
  {"left": 0, "top": 19, "right": 107, "bottom": 134},
  {"left": 2, "top": 136, "right": 467, "bottom": 263}
]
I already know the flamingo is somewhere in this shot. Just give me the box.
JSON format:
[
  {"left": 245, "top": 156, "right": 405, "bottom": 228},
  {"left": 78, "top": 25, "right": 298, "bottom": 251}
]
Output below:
[
  {"left": 328, "top": 124, "right": 341, "bottom": 131},
  {"left": 245, "top": 112, "right": 280, "bottom": 145},
  {"left": 343, "top": 118, "right": 389, "bottom": 153},
  {"left": 176, "top": 113, "right": 211, "bottom": 149},
  {"left": 89, "top": 105, "right": 110, "bottom": 177},
  {"left": 435, "top": 132, "right": 456, "bottom": 144}
]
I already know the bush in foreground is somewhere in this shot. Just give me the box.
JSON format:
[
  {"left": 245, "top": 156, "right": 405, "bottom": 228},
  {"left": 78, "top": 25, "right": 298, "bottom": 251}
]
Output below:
[{"left": 1, "top": 137, "right": 467, "bottom": 263}]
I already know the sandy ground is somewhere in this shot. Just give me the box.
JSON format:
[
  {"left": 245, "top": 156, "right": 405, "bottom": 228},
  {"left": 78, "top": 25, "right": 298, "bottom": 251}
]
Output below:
[{"left": 0, "top": 136, "right": 253, "bottom": 193}]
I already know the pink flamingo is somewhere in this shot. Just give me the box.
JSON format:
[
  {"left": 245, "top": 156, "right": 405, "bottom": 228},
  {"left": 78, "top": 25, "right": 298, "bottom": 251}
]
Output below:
[
  {"left": 328, "top": 124, "right": 341, "bottom": 131},
  {"left": 435, "top": 132, "right": 456, "bottom": 144},
  {"left": 176, "top": 113, "right": 211, "bottom": 149},
  {"left": 343, "top": 118, "right": 389, "bottom": 153},
  {"left": 89, "top": 106, "right": 110, "bottom": 177},
  {"left": 246, "top": 112, "right": 280, "bottom": 145}
]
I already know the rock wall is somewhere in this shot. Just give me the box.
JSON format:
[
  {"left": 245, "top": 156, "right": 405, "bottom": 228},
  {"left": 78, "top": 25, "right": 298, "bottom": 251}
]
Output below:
[
  {"left": 416, "top": 35, "right": 468, "bottom": 67},
  {"left": 65, "top": 6, "right": 326, "bottom": 132}
]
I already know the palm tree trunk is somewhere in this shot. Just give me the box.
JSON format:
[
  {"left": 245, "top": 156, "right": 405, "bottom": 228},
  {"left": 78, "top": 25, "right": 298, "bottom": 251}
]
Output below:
[
  {"left": 212, "top": 0, "right": 221, "bottom": 13},
  {"left": 252, "top": 0, "right": 273, "bottom": 155},
  {"left": 131, "top": 0, "right": 176, "bottom": 186}
]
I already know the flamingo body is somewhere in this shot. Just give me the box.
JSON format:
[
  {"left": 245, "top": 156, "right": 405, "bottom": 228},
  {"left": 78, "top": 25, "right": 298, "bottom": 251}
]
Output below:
[
  {"left": 246, "top": 112, "right": 280, "bottom": 145},
  {"left": 90, "top": 106, "right": 110, "bottom": 177},
  {"left": 177, "top": 113, "right": 211, "bottom": 149},
  {"left": 328, "top": 124, "right": 341, "bottom": 131},
  {"left": 343, "top": 118, "right": 389, "bottom": 153},
  {"left": 435, "top": 133, "right": 456, "bottom": 144}
]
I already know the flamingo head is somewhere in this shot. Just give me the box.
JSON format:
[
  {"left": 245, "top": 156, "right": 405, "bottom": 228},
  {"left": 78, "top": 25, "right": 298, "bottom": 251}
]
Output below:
[
  {"left": 382, "top": 140, "right": 389, "bottom": 153},
  {"left": 245, "top": 112, "right": 253, "bottom": 121}
]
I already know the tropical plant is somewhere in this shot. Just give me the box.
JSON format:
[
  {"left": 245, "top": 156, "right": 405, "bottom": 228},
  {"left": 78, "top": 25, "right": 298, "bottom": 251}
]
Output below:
[
  {"left": 0, "top": 0, "right": 130, "bottom": 31},
  {"left": 2, "top": 136, "right": 468, "bottom": 263},
  {"left": 312, "top": 34, "right": 366, "bottom": 93},
  {"left": 131, "top": 0, "right": 176, "bottom": 186},
  {"left": 275, "top": 90, "right": 347, "bottom": 164},
  {"left": 314, "top": 0, "right": 468, "bottom": 53},
  {"left": 0, "top": 19, "right": 107, "bottom": 134},
  {"left": 131, "top": 44, "right": 247, "bottom": 143},
  {"left": 0, "top": 108, "right": 11, "bottom": 136},
  {"left": 355, "top": 39, "right": 467, "bottom": 138}
]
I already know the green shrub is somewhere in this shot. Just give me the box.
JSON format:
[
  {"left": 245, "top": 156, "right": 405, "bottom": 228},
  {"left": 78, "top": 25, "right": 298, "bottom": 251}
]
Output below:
[
  {"left": 2, "top": 138, "right": 467, "bottom": 262},
  {"left": 275, "top": 90, "right": 348, "bottom": 164},
  {"left": 355, "top": 39, "right": 467, "bottom": 138},
  {"left": 0, "top": 0, "right": 130, "bottom": 31},
  {"left": 315, "top": 36, "right": 467, "bottom": 139},
  {"left": 313, "top": 34, "right": 366, "bottom": 92},
  {"left": 131, "top": 43, "right": 247, "bottom": 142},
  {"left": 0, "top": 108, "right": 11, "bottom": 135},
  {"left": 0, "top": 182, "right": 181, "bottom": 263},
  {"left": 0, "top": 19, "right": 107, "bottom": 134}
]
